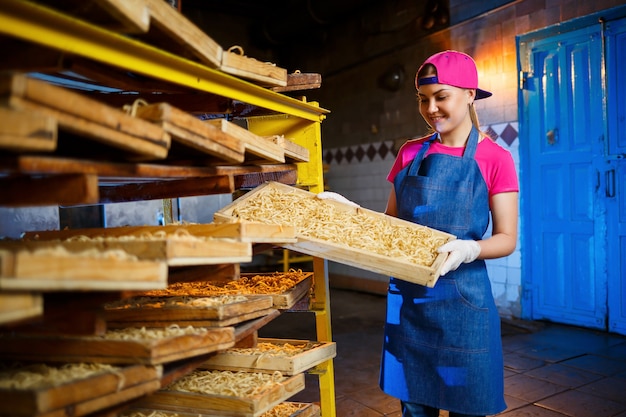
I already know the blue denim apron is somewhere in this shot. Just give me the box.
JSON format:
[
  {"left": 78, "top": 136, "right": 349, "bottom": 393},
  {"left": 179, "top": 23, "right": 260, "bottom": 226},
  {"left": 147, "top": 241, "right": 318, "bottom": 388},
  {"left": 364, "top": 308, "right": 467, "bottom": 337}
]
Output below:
[{"left": 379, "top": 127, "right": 506, "bottom": 415}]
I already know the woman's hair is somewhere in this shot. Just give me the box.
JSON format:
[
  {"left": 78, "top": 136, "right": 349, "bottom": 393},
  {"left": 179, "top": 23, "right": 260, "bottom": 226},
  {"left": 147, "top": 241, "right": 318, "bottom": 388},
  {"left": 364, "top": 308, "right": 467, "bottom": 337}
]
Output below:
[{"left": 416, "top": 64, "right": 483, "bottom": 133}]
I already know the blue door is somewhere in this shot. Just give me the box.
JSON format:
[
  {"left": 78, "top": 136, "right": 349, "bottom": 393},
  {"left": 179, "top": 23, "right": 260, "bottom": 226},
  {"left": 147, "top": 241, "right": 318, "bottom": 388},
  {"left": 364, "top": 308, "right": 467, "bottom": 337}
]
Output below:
[
  {"left": 605, "top": 16, "right": 626, "bottom": 334},
  {"left": 518, "top": 10, "right": 626, "bottom": 334}
]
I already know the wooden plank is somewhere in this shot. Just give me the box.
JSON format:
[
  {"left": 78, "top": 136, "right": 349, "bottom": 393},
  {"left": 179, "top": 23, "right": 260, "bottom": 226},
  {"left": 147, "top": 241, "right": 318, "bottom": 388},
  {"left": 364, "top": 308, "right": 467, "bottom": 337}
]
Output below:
[
  {"left": 132, "top": 102, "right": 245, "bottom": 163},
  {"left": 220, "top": 48, "right": 288, "bottom": 87},
  {"left": 135, "top": 373, "right": 305, "bottom": 417},
  {"left": 0, "top": 173, "right": 99, "bottom": 207},
  {"left": 0, "top": 155, "right": 297, "bottom": 184},
  {"left": 243, "top": 273, "right": 313, "bottom": 310},
  {"left": 23, "top": 223, "right": 296, "bottom": 244},
  {"left": 0, "top": 292, "right": 43, "bottom": 324},
  {"left": 214, "top": 181, "right": 456, "bottom": 287},
  {"left": 271, "top": 72, "right": 322, "bottom": 93},
  {"left": 201, "top": 339, "right": 336, "bottom": 375},
  {"left": 206, "top": 119, "right": 285, "bottom": 163},
  {"left": 143, "top": 0, "right": 222, "bottom": 68},
  {"left": 0, "top": 364, "right": 162, "bottom": 417},
  {"left": 265, "top": 135, "right": 310, "bottom": 162},
  {"left": 1, "top": 238, "right": 252, "bottom": 266},
  {"left": 126, "top": 403, "right": 319, "bottom": 417},
  {"left": 107, "top": 307, "right": 277, "bottom": 329},
  {"left": 0, "top": 107, "right": 57, "bottom": 152},
  {"left": 0, "top": 74, "right": 170, "bottom": 159},
  {"left": 98, "top": 176, "right": 235, "bottom": 204},
  {"left": 34, "top": 0, "right": 151, "bottom": 33},
  {"left": 104, "top": 295, "right": 273, "bottom": 322},
  {"left": 0, "top": 327, "right": 235, "bottom": 365},
  {"left": 0, "top": 248, "right": 167, "bottom": 291}
]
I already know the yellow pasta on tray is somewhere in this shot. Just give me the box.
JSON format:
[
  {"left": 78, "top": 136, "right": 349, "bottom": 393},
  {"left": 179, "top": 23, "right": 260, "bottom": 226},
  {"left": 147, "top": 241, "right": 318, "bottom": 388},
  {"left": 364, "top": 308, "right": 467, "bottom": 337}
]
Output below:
[{"left": 215, "top": 182, "right": 455, "bottom": 287}]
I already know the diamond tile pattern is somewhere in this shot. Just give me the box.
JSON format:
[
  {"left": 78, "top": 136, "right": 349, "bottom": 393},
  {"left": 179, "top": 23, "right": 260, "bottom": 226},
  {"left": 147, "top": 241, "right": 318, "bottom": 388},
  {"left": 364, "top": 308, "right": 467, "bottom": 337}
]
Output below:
[{"left": 324, "top": 122, "right": 518, "bottom": 165}]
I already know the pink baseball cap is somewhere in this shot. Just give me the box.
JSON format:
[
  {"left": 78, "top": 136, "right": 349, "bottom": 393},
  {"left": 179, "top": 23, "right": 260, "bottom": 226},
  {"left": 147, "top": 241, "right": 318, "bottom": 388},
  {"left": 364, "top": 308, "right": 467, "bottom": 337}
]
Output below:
[{"left": 415, "top": 50, "right": 492, "bottom": 99}]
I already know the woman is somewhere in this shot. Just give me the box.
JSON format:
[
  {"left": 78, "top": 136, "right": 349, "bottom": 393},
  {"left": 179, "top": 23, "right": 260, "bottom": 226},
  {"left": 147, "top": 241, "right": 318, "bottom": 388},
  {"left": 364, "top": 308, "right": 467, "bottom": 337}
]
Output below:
[{"left": 379, "top": 50, "right": 518, "bottom": 417}]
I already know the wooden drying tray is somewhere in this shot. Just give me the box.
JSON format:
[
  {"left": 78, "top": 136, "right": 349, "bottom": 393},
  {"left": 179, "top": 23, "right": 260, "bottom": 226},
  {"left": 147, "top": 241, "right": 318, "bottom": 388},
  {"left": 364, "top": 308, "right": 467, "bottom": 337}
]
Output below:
[
  {"left": 0, "top": 247, "right": 167, "bottom": 291},
  {"left": 0, "top": 155, "right": 298, "bottom": 206},
  {"left": 241, "top": 272, "right": 314, "bottom": 310},
  {"left": 34, "top": 0, "right": 222, "bottom": 68},
  {"left": 104, "top": 295, "right": 275, "bottom": 328},
  {"left": 0, "top": 327, "right": 234, "bottom": 365},
  {"left": 0, "top": 73, "right": 171, "bottom": 160},
  {"left": 215, "top": 181, "right": 456, "bottom": 287},
  {"left": 131, "top": 102, "right": 246, "bottom": 164},
  {"left": 271, "top": 72, "right": 323, "bottom": 93},
  {"left": 4, "top": 235, "right": 253, "bottom": 267},
  {"left": 201, "top": 338, "right": 336, "bottom": 376},
  {"left": 134, "top": 373, "right": 305, "bottom": 417},
  {"left": 0, "top": 107, "right": 57, "bottom": 152},
  {"left": 264, "top": 134, "right": 310, "bottom": 162},
  {"left": 23, "top": 222, "right": 297, "bottom": 244},
  {"left": 220, "top": 46, "right": 288, "bottom": 87},
  {"left": 126, "top": 402, "right": 320, "bottom": 417},
  {"left": 0, "top": 292, "right": 43, "bottom": 325},
  {"left": 0, "top": 364, "right": 162, "bottom": 417},
  {"left": 205, "top": 119, "right": 286, "bottom": 163}
]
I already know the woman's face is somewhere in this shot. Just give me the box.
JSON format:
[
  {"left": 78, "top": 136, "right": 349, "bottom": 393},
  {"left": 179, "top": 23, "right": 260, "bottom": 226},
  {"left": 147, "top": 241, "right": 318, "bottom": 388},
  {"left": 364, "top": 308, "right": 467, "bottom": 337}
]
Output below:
[{"left": 417, "top": 82, "right": 474, "bottom": 136}]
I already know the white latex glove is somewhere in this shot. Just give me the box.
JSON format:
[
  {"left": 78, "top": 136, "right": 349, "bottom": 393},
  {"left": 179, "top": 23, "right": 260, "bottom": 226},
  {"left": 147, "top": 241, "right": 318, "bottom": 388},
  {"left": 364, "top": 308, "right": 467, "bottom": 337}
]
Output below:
[
  {"left": 316, "top": 191, "right": 360, "bottom": 208},
  {"left": 437, "top": 239, "right": 481, "bottom": 276}
]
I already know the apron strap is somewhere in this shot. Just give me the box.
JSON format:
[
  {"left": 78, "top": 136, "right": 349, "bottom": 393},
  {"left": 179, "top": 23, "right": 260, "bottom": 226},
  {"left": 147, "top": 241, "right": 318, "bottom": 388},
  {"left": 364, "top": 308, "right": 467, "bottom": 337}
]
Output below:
[{"left": 408, "top": 133, "right": 438, "bottom": 176}]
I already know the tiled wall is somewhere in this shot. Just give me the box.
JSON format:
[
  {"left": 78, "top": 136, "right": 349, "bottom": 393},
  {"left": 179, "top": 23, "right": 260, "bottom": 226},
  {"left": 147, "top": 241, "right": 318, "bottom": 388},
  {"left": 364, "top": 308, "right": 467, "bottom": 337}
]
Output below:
[{"left": 323, "top": 122, "right": 521, "bottom": 318}]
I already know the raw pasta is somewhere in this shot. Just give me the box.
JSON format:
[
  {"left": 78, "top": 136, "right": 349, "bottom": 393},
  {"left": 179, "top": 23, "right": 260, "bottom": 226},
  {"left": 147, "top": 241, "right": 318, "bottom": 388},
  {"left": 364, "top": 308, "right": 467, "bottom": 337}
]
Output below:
[{"left": 230, "top": 188, "right": 447, "bottom": 266}]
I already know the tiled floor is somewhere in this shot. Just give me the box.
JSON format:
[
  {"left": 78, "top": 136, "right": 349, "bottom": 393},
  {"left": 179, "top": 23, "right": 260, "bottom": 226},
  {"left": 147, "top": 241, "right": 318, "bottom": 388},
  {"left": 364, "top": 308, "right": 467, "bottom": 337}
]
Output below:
[{"left": 259, "top": 288, "right": 626, "bottom": 417}]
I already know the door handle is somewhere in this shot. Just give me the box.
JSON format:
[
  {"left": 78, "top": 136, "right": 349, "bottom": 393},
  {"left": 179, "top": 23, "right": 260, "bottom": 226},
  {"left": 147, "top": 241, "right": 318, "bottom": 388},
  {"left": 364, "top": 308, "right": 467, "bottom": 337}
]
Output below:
[
  {"left": 546, "top": 128, "right": 558, "bottom": 145},
  {"left": 606, "top": 169, "right": 615, "bottom": 197}
]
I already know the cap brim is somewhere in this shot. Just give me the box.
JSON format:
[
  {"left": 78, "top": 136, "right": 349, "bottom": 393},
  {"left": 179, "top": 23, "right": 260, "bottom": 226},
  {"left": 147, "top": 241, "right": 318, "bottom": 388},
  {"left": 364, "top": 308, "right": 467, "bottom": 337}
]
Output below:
[{"left": 476, "top": 88, "right": 492, "bottom": 100}]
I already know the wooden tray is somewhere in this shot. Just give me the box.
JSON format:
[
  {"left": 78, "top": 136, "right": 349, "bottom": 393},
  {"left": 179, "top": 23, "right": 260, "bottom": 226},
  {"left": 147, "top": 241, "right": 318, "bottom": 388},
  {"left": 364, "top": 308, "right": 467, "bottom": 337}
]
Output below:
[
  {"left": 0, "top": 327, "right": 234, "bottom": 365},
  {"left": 104, "top": 295, "right": 275, "bottom": 328},
  {"left": 0, "top": 364, "right": 162, "bottom": 417},
  {"left": 205, "top": 119, "right": 286, "bottom": 163},
  {"left": 0, "top": 247, "right": 167, "bottom": 291},
  {"left": 0, "top": 107, "right": 57, "bottom": 152},
  {"left": 1, "top": 237, "right": 252, "bottom": 267},
  {"left": 135, "top": 373, "right": 305, "bottom": 417},
  {"left": 132, "top": 102, "right": 246, "bottom": 163},
  {"left": 265, "top": 135, "right": 310, "bottom": 162},
  {"left": 201, "top": 338, "right": 336, "bottom": 375},
  {"left": 0, "top": 74, "right": 171, "bottom": 160},
  {"left": 220, "top": 47, "right": 288, "bottom": 87},
  {"left": 214, "top": 182, "right": 456, "bottom": 287},
  {"left": 242, "top": 273, "right": 313, "bottom": 310},
  {"left": 124, "top": 402, "right": 319, "bottom": 417},
  {"left": 0, "top": 292, "right": 42, "bottom": 325},
  {"left": 23, "top": 223, "right": 297, "bottom": 244}
]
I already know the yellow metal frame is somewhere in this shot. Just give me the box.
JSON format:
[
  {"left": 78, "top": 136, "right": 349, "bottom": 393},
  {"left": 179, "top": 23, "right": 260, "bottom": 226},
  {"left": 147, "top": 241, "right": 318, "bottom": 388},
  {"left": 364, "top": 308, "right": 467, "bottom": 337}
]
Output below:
[
  {"left": 247, "top": 113, "right": 335, "bottom": 416},
  {"left": 0, "top": 0, "right": 329, "bottom": 122},
  {"left": 0, "top": 1, "right": 336, "bottom": 415}
]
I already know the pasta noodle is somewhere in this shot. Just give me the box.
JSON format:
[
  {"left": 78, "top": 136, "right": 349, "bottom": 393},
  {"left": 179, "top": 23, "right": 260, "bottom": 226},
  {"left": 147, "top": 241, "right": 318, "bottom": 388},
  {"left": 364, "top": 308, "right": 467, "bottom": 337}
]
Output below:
[
  {"left": 229, "top": 188, "right": 447, "bottom": 266},
  {"left": 105, "top": 295, "right": 249, "bottom": 310},
  {"left": 139, "top": 269, "right": 309, "bottom": 297},
  {"left": 102, "top": 325, "right": 208, "bottom": 341},
  {"left": 0, "top": 363, "right": 120, "bottom": 390},
  {"left": 166, "top": 369, "right": 285, "bottom": 397}
]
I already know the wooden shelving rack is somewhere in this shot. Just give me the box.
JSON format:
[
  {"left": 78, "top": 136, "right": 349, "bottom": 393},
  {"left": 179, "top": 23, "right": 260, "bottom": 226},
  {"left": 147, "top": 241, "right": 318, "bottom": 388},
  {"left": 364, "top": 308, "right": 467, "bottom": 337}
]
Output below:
[{"left": 0, "top": 0, "right": 336, "bottom": 416}]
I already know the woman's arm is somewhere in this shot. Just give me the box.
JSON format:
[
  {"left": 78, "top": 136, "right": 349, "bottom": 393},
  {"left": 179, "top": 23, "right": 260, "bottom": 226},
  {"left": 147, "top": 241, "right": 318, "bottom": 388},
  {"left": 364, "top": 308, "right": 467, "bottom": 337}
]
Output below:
[
  {"left": 478, "top": 191, "right": 518, "bottom": 259},
  {"left": 385, "top": 187, "right": 398, "bottom": 217}
]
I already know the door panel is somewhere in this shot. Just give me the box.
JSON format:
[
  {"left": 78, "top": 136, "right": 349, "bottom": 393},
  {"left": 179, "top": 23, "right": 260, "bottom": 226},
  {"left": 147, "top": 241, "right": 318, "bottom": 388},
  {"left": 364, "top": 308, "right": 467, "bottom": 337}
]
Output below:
[
  {"left": 519, "top": 26, "right": 607, "bottom": 329},
  {"left": 606, "top": 17, "right": 626, "bottom": 334}
]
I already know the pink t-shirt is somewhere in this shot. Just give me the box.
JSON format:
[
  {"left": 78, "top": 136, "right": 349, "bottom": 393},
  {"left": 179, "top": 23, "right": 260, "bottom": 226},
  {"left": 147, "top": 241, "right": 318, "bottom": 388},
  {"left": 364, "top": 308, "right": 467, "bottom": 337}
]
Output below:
[{"left": 387, "top": 136, "right": 519, "bottom": 196}]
